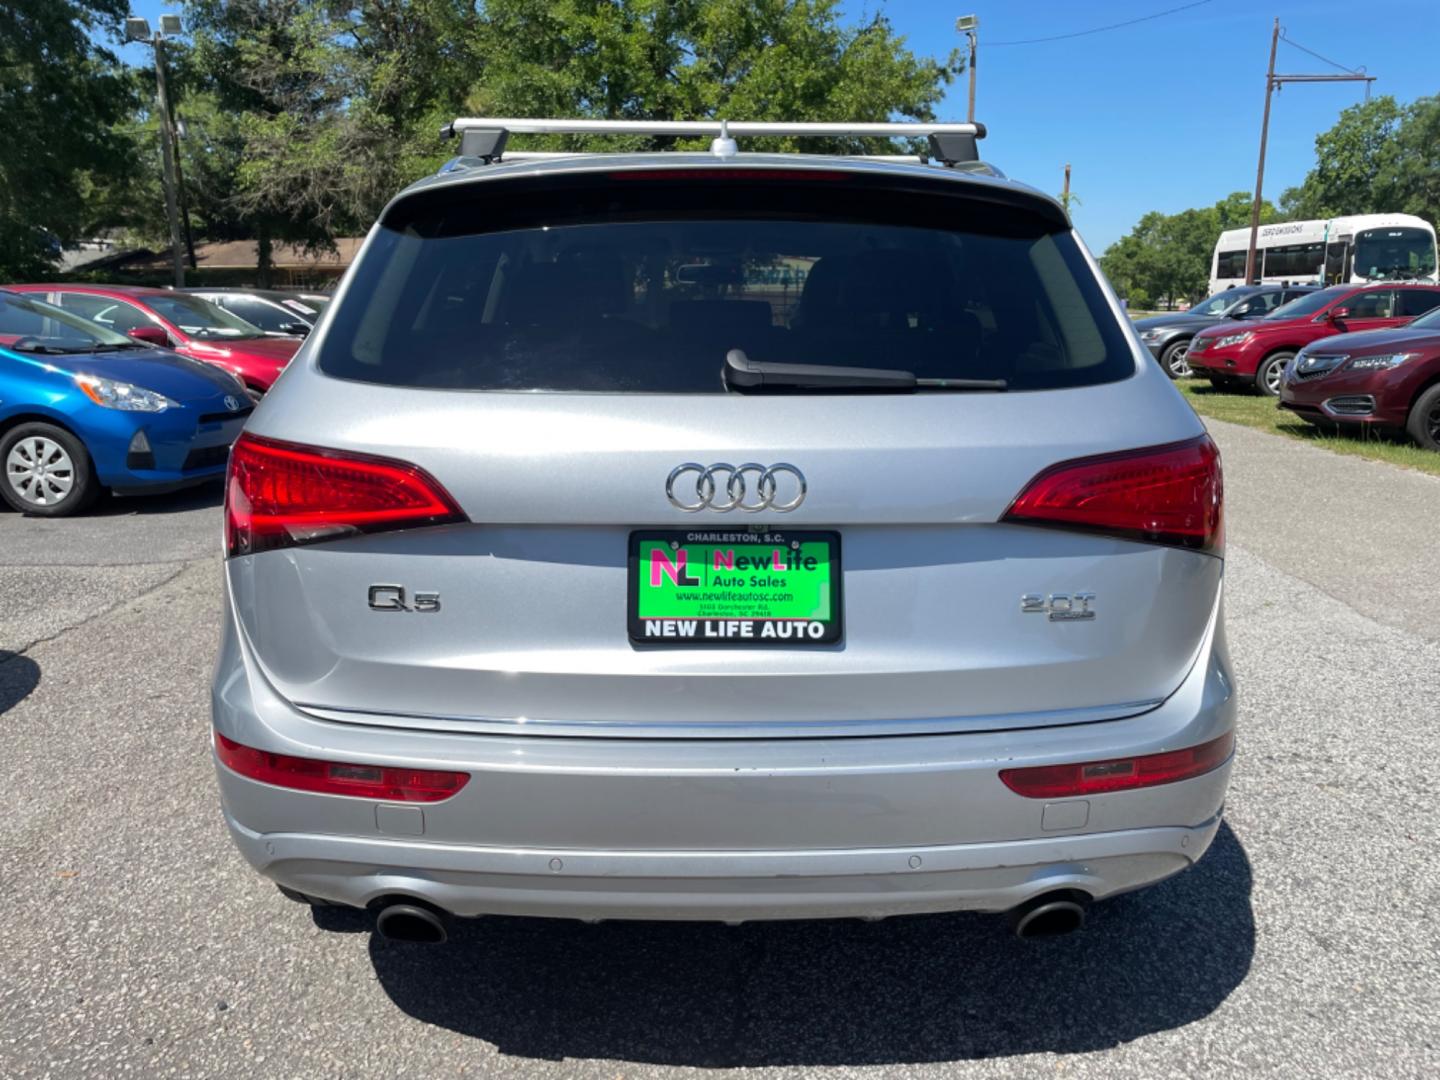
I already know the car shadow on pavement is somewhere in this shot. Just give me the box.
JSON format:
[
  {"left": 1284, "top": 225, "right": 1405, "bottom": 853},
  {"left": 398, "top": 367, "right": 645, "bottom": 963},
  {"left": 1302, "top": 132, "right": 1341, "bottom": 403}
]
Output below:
[
  {"left": 91, "top": 481, "right": 224, "bottom": 517},
  {"left": 0, "top": 652, "right": 41, "bottom": 715},
  {"left": 365, "top": 822, "right": 1254, "bottom": 1066}
]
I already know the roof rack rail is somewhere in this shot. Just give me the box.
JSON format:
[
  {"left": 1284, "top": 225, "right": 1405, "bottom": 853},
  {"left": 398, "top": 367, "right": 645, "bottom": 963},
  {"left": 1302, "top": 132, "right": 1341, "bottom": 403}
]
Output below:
[{"left": 439, "top": 117, "right": 988, "bottom": 168}]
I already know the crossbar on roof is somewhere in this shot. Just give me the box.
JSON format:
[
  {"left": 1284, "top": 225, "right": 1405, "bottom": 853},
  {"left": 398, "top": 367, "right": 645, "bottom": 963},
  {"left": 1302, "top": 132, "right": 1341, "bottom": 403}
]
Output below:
[
  {"left": 440, "top": 117, "right": 988, "bottom": 170},
  {"left": 445, "top": 118, "right": 984, "bottom": 138}
]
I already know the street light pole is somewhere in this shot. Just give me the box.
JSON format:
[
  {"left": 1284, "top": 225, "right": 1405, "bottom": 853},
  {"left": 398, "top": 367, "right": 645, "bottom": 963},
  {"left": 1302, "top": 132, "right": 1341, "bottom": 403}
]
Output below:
[
  {"left": 126, "top": 14, "right": 187, "bottom": 288},
  {"left": 956, "top": 15, "right": 980, "bottom": 123},
  {"left": 151, "top": 35, "right": 185, "bottom": 288},
  {"left": 967, "top": 30, "right": 978, "bottom": 123}
]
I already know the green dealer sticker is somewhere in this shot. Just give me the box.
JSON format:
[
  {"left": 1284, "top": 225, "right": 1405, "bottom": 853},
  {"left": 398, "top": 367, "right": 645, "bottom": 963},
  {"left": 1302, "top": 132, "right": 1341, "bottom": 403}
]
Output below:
[{"left": 628, "top": 530, "right": 842, "bottom": 645}]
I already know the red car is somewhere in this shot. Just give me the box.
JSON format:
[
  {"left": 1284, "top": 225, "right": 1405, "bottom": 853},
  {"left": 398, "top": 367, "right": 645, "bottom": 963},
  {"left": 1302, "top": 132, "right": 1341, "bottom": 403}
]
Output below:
[
  {"left": 5, "top": 284, "right": 301, "bottom": 395},
  {"left": 1187, "top": 283, "right": 1440, "bottom": 396},
  {"left": 1279, "top": 308, "right": 1440, "bottom": 450}
]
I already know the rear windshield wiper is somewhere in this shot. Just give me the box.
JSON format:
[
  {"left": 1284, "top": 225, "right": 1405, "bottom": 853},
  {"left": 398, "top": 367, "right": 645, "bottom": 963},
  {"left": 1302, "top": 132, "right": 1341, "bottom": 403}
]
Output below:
[{"left": 724, "top": 349, "right": 1007, "bottom": 393}]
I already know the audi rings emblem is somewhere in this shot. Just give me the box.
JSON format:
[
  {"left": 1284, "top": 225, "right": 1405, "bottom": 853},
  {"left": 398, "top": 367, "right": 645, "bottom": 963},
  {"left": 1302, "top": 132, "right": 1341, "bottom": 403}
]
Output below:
[{"left": 665, "top": 462, "right": 807, "bottom": 513}]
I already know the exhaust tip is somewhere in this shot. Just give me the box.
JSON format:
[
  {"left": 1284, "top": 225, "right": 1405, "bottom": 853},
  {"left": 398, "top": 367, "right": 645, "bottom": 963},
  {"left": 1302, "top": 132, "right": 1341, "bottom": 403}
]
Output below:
[
  {"left": 1009, "top": 890, "right": 1088, "bottom": 940},
  {"left": 375, "top": 902, "right": 449, "bottom": 944}
]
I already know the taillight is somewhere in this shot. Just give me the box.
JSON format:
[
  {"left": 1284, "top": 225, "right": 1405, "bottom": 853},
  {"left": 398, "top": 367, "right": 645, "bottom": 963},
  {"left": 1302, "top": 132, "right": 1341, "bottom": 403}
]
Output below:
[
  {"left": 1003, "top": 435, "right": 1223, "bottom": 552},
  {"left": 214, "top": 733, "right": 470, "bottom": 802},
  {"left": 999, "top": 732, "right": 1234, "bottom": 799},
  {"left": 225, "top": 433, "right": 464, "bottom": 557}
]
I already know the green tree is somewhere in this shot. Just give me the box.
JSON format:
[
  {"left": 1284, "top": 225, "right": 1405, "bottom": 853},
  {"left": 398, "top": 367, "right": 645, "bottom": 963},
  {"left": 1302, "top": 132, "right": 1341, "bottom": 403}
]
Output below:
[
  {"left": 471, "top": 0, "right": 960, "bottom": 154},
  {"left": 1101, "top": 192, "right": 1277, "bottom": 308},
  {"left": 184, "top": 1, "right": 348, "bottom": 283},
  {"left": 0, "top": 0, "right": 137, "bottom": 278},
  {"left": 184, "top": 0, "right": 484, "bottom": 281},
  {"left": 1279, "top": 96, "right": 1403, "bottom": 219},
  {"left": 1374, "top": 95, "right": 1440, "bottom": 228}
]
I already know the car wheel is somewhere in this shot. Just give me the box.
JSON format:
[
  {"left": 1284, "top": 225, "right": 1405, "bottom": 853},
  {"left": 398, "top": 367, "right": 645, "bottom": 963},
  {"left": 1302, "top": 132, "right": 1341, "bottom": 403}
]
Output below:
[
  {"left": 1406, "top": 384, "right": 1440, "bottom": 451},
  {"left": 1160, "top": 339, "right": 1192, "bottom": 379},
  {"left": 0, "top": 422, "right": 99, "bottom": 517},
  {"left": 1255, "top": 352, "right": 1293, "bottom": 397}
]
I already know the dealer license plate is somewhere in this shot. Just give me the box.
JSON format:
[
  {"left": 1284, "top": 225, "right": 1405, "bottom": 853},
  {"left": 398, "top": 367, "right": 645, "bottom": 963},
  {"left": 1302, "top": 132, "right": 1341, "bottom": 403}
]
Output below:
[{"left": 628, "top": 529, "right": 842, "bottom": 646}]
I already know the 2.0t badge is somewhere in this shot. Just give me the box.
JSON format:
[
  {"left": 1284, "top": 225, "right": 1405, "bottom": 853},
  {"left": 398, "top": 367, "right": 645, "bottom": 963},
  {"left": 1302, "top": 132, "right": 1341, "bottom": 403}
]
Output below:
[{"left": 1021, "top": 592, "right": 1096, "bottom": 621}]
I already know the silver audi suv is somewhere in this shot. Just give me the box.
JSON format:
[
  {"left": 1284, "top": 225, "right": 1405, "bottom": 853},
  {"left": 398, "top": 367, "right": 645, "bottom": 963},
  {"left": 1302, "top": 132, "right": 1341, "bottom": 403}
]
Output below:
[{"left": 212, "top": 118, "right": 1233, "bottom": 943}]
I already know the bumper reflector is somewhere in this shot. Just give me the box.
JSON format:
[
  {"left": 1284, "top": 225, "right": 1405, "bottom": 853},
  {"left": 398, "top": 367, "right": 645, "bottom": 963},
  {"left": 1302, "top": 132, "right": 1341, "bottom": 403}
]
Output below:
[
  {"left": 214, "top": 733, "right": 469, "bottom": 802},
  {"left": 999, "top": 731, "right": 1234, "bottom": 799},
  {"left": 126, "top": 429, "right": 155, "bottom": 470}
]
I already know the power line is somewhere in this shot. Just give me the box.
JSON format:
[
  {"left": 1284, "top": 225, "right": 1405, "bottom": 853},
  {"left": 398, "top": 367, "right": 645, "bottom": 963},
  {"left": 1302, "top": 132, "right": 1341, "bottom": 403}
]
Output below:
[
  {"left": 1278, "top": 34, "right": 1364, "bottom": 76},
  {"left": 986, "top": 0, "right": 1215, "bottom": 47}
]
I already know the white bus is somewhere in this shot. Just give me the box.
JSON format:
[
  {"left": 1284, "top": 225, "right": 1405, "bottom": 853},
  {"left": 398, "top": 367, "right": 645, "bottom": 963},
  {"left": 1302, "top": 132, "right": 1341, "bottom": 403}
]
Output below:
[{"left": 1209, "top": 213, "right": 1437, "bottom": 293}]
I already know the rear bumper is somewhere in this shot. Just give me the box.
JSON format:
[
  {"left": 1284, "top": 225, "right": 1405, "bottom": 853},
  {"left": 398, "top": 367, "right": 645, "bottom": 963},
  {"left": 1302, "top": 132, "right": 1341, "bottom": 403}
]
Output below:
[
  {"left": 222, "top": 810, "right": 1224, "bottom": 921},
  {"left": 212, "top": 580, "right": 1236, "bottom": 921}
]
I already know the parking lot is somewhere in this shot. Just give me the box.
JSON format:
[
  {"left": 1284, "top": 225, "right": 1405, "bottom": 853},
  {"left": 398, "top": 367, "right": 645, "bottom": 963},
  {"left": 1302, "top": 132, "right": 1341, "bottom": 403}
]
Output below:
[{"left": 2, "top": 417, "right": 1437, "bottom": 1079}]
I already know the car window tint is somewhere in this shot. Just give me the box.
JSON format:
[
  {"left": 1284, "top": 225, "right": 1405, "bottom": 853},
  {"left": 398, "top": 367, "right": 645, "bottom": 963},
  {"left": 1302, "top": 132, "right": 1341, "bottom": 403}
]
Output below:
[
  {"left": 1267, "top": 286, "right": 1348, "bottom": 319},
  {"left": 319, "top": 178, "right": 1134, "bottom": 394},
  {"left": 1396, "top": 290, "right": 1440, "bottom": 318},
  {"left": 0, "top": 293, "right": 132, "bottom": 348},
  {"left": 1234, "top": 293, "right": 1280, "bottom": 316},
  {"left": 56, "top": 293, "right": 151, "bottom": 333},
  {"left": 1347, "top": 290, "right": 1395, "bottom": 318},
  {"left": 223, "top": 297, "right": 287, "bottom": 332}
]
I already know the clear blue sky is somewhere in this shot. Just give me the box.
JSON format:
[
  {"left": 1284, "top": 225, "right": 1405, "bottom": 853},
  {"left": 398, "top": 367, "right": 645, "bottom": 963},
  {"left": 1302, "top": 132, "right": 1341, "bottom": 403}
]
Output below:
[{"left": 119, "top": 0, "right": 1439, "bottom": 252}]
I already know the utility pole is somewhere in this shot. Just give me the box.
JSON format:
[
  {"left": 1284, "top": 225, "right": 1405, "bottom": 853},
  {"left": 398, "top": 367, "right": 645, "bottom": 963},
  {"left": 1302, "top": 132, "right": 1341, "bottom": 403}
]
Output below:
[
  {"left": 1245, "top": 18, "right": 1376, "bottom": 285},
  {"left": 957, "top": 15, "right": 980, "bottom": 123},
  {"left": 1062, "top": 163, "right": 1072, "bottom": 212}
]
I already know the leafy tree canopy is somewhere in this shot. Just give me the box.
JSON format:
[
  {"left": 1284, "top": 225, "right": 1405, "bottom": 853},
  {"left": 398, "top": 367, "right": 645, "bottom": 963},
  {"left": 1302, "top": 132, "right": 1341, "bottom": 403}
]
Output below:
[
  {"left": 1279, "top": 96, "right": 1404, "bottom": 220},
  {"left": 1101, "top": 193, "right": 1277, "bottom": 308},
  {"left": 473, "top": 0, "right": 959, "bottom": 153},
  {"left": 1281, "top": 93, "right": 1440, "bottom": 230},
  {"left": 0, "top": 0, "right": 136, "bottom": 279}
]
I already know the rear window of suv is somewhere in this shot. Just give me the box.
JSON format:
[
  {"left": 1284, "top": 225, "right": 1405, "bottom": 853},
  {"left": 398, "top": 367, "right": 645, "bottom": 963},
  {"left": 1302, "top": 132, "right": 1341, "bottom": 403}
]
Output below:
[{"left": 318, "top": 171, "right": 1136, "bottom": 393}]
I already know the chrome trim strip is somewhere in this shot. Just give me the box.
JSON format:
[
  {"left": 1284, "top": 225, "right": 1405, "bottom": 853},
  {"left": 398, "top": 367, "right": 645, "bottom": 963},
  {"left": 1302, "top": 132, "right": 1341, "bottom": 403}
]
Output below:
[
  {"left": 292, "top": 698, "right": 1166, "bottom": 740},
  {"left": 1322, "top": 394, "right": 1376, "bottom": 417}
]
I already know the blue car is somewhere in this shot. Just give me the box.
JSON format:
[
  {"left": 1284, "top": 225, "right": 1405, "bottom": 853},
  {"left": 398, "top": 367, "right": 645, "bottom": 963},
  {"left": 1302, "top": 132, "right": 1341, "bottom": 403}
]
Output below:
[{"left": 0, "top": 289, "right": 251, "bottom": 516}]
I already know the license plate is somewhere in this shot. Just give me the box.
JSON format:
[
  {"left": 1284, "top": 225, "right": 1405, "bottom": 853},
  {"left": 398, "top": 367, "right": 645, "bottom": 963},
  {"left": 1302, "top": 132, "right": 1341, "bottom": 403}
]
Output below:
[{"left": 628, "top": 529, "right": 842, "bottom": 646}]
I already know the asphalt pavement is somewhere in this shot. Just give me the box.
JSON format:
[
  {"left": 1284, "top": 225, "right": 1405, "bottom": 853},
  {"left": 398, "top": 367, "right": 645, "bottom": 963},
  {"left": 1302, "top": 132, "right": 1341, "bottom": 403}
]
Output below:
[{"left": 1, "top": 420, "right": 1437, "bottom": 1079}]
